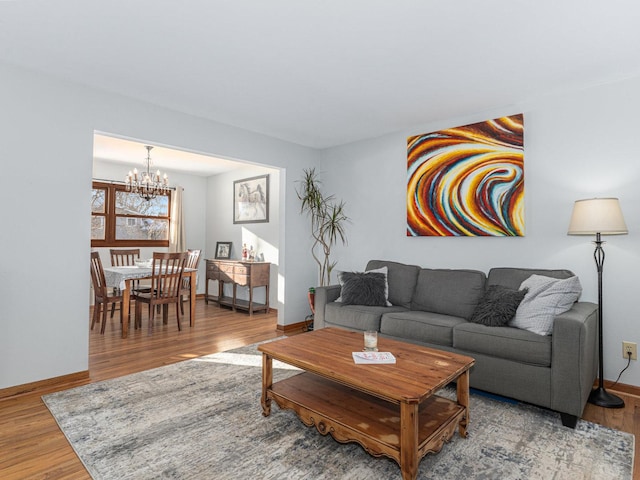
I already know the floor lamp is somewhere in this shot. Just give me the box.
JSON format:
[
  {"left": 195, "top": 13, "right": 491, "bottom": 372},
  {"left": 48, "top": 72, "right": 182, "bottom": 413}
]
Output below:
[{"left": 568, "top": 197, "right": 627, "bottom": 408}]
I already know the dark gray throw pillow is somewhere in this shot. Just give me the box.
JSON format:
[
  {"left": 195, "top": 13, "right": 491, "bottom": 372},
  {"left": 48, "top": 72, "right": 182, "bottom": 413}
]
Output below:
[
  {"left": 339, "top": 271, "right": 388, "bottom": 306},
  {"left": 470, "top": 285, "right": 528, "bottom": 327}
]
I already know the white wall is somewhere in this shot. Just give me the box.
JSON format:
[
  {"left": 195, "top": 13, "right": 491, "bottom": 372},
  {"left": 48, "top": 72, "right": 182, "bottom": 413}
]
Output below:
[
  {"left": 6, "top": 56, "right": 638, "bottom": 391},
  {"left": 0, "top": 62, "right": 318, "bottom": 389},
  {"left": 321, "top": 76, "right": 640, "bottom": 387},
  {"left": 205, "top": 165, "right": 281, "bottom": 307}
]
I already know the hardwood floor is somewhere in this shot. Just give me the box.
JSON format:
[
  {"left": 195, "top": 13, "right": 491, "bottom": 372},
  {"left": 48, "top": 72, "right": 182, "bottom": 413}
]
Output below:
[
  {"left": 0, "top": 299, "right": 637, "bottom": 479},
  {"left": 0, "top": 300, "right": 281, "bottom": 479}
]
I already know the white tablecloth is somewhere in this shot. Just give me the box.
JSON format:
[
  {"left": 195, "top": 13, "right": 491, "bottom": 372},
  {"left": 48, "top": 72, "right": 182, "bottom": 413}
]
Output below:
[
  {"left": 103, "top": 266, "right": 154, "bottom": 290},
  {"left": 103, "top": 266, "right": 197, "bottom": 291}
]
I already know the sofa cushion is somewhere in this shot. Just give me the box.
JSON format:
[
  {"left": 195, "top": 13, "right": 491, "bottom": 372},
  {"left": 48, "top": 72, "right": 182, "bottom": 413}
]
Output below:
[
  {"left": 380, "top": 311, "right": 467, "bottom": 347},
  {"left": 487, "top": 267, "right": 575, "bottom": 290},
  {"left": 453, "top": 322, "right": 552, "bottom": 367},
  {"left": 324, "top": 302, "right": 408, "bottom": 332},
  {"left": 410, "top": 269, "right": 486, "bottom": 320},
  {"left": 338, "top": 271, "right": 388, "bottom": 306},
  {"left": 510, "top": 275, "right": 582, "bottom": 336},
  {"left": 336, "top": 266, "right": 392, "bottom": 306},
  {"left": 470, "top": 285, "right": 528, "bottom": 327},
  {"left": 366, "top": 260, "right": 420, "bottom": 309}
]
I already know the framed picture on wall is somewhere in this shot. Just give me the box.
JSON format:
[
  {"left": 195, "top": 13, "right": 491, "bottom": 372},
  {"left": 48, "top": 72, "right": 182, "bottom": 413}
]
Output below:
[
  {"left": 215, "top": 241, "right": 233, "bottom": 259},
  {"left": 233, "top": 174, "right": 269, "bottom": 224}
]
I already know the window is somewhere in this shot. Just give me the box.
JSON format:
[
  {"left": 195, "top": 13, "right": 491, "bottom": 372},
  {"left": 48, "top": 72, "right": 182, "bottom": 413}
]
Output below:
[{"left": 91, "top": 181, "right": 171, "bottom": 247}]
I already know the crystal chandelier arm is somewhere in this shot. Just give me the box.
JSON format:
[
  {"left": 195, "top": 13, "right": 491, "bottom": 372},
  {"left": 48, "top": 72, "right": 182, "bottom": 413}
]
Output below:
[{"left": 124, "top": 145, "right": 169, "bottom": 201}]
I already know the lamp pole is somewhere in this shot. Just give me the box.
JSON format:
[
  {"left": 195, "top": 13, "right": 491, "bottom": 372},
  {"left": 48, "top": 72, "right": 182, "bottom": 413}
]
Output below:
[{"left": 588, "top": 232, "right": 624, "bottom": 408}]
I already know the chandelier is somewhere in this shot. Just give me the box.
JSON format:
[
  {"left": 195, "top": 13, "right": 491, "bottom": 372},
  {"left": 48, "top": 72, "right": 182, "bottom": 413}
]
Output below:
[{"left": 125, "top": 145, "right": 169, "bottom": 201}]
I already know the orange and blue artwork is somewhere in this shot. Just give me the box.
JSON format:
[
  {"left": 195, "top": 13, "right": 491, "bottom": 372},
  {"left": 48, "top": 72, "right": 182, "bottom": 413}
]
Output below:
[{"left": 407, "top": 114, "right": 524, "bottom": 237}]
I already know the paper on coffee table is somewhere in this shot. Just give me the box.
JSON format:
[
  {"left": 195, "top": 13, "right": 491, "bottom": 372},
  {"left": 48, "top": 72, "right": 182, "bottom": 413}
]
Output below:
[{"left": 352, "top": 351, "right": 396, "bottom": 364}]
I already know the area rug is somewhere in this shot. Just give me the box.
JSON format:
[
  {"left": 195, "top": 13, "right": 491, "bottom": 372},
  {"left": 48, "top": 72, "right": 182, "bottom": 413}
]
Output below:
[{"left": 43, "top": 343, "right": 634, "bottom": 480}]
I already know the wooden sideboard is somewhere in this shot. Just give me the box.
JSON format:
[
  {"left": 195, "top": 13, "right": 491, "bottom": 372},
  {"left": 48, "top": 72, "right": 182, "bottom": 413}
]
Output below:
[{"left": 205, "top": 259, "right": 270, "bottom": 315}]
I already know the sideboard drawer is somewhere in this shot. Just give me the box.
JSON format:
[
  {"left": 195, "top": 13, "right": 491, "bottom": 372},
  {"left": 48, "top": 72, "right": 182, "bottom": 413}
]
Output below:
[
  {"left": 235, "top": 265, "right": 249, "bottom": 275},
  {"left": 206, "top": 260, "right": 232, "bottom": 282},
  {"left": 220, "top": 263, "right": 235, "bottom": 274}
]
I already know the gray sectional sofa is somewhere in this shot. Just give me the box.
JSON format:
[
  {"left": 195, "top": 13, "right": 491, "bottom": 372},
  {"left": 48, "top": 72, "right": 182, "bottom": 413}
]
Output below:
[{"left": 313, "top": 260, "right": 599, "bottom": 428}]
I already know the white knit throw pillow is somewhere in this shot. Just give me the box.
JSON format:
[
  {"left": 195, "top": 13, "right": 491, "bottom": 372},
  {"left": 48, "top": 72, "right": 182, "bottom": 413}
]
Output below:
[{"left": 510, "top": 275, "right": 582, "bottom": 335}]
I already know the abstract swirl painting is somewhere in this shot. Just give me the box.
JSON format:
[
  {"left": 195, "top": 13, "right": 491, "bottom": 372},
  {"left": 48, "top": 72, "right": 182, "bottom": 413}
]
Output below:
[{"left": 407, "top": 114, "right": 524, "bottom": 237}]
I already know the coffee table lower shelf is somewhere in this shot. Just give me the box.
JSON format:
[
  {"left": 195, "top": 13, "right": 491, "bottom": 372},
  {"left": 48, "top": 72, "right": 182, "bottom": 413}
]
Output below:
[{"left": 267, "top": 372, "right": 466, "bottom": 470}]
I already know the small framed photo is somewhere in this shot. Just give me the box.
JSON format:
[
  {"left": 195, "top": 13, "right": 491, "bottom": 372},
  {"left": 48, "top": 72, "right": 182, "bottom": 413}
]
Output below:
[
  {"left": 233, "top": 174, "right": 269, "bottom": 224},
  {"left": 215, "top": 242, "right": 232, "bottom": 259}
]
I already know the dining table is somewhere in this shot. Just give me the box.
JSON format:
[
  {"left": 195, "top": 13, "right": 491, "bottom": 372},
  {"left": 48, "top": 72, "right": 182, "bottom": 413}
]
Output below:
[{"left": 103, "top": 265, "right": 197, "bottom": 338}]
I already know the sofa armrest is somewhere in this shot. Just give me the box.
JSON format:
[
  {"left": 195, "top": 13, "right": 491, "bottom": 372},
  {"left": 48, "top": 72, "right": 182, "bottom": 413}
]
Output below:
[
  {"left": 550, "top": 301, "right": 598, "bottom": 418},
  {"left": 313, "top": 285, "right": 341, "bottom": 330}
]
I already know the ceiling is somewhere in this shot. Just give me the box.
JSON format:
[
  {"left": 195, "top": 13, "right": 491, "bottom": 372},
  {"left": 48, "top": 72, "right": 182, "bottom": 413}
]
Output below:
[
  {"left": 2, "top": 1, "right": 640, "bottom": 155},
  {"left": 93, "top": 133, "right": 245, "bottom": 177}
]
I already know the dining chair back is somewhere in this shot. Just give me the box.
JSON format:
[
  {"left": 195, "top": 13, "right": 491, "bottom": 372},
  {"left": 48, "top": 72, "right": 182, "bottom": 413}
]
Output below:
[
  {"left": 110, "top": 248, "right": 140, "bottom": 266},
  {"left": 109, "top": 249, "right": 145, "bottom": 317},
  {"left": 134, "top": 252, "right": 188, "bottom": 332},
  {"left": 90, "top": 251, "right": 123, "bottom": 334},
  {"left": 180, "top": 249, "right": 202, "bottom": 315}
]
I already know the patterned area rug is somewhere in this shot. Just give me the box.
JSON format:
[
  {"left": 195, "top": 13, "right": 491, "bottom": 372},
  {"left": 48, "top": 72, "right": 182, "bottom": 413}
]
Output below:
[{"left": 43, "top": 343, "right": 634, "bottom": 479}]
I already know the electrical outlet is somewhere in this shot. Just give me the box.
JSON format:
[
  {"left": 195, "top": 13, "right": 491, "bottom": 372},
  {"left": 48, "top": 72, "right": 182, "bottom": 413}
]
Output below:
[{"left": 622, "top": 341, "right": 637, "bottom": 360}]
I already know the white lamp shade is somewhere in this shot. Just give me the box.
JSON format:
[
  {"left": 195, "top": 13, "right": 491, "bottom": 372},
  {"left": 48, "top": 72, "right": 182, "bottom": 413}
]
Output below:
[{"left": 567, "top": 198, "right": 628, "bottom": 235}]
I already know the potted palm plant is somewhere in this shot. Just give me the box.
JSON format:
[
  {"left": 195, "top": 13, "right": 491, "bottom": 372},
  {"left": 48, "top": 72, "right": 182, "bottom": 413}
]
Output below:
[
  {"left": 297, "top": 167, "right": 349, "bottom": 286},
  {"left": 297, "top": 168, "right": 349, "bottom": 330}
]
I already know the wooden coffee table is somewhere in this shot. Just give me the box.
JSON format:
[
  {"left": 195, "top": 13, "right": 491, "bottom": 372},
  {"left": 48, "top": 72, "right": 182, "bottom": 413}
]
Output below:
[{"left": 258, "top": 327, "right": 475, "bottom": 480}]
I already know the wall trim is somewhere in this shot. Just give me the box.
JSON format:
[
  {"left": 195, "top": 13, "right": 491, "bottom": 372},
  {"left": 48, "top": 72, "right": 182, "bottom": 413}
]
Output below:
[
  {"left": 603, "top": 379, "right": 640, "bottom": 398},
  {"left": 0, "top": 370, "right": 90, "bottom": 401},
  {"left": 277, "top": 319, "right": 310, "bottom": 334}
]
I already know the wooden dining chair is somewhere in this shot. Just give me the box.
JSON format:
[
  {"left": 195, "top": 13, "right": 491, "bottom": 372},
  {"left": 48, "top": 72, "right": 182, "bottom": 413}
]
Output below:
[
  {"left": 134, "top": 252, "right": 188, "bottom": 332},
  {"left": 180, "top": 249, "right": 202, "bottom": 315},
  {"left": 110, "top": 248, "right": 141, "bottom": 267},
  {"left": 109, "top": 248, "right": 150, "bottom": 317},
  {"left": 108, "top": 249, "right": 142, "bottom": 318},
  {"left": 90, "top": 251, "right": 123, "bottom": 334}
]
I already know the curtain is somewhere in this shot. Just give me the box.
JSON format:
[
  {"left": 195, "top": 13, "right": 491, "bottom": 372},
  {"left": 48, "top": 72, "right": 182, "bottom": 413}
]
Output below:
[{"left": 169, "top": 186, "right": 186, "bottom": 252}]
